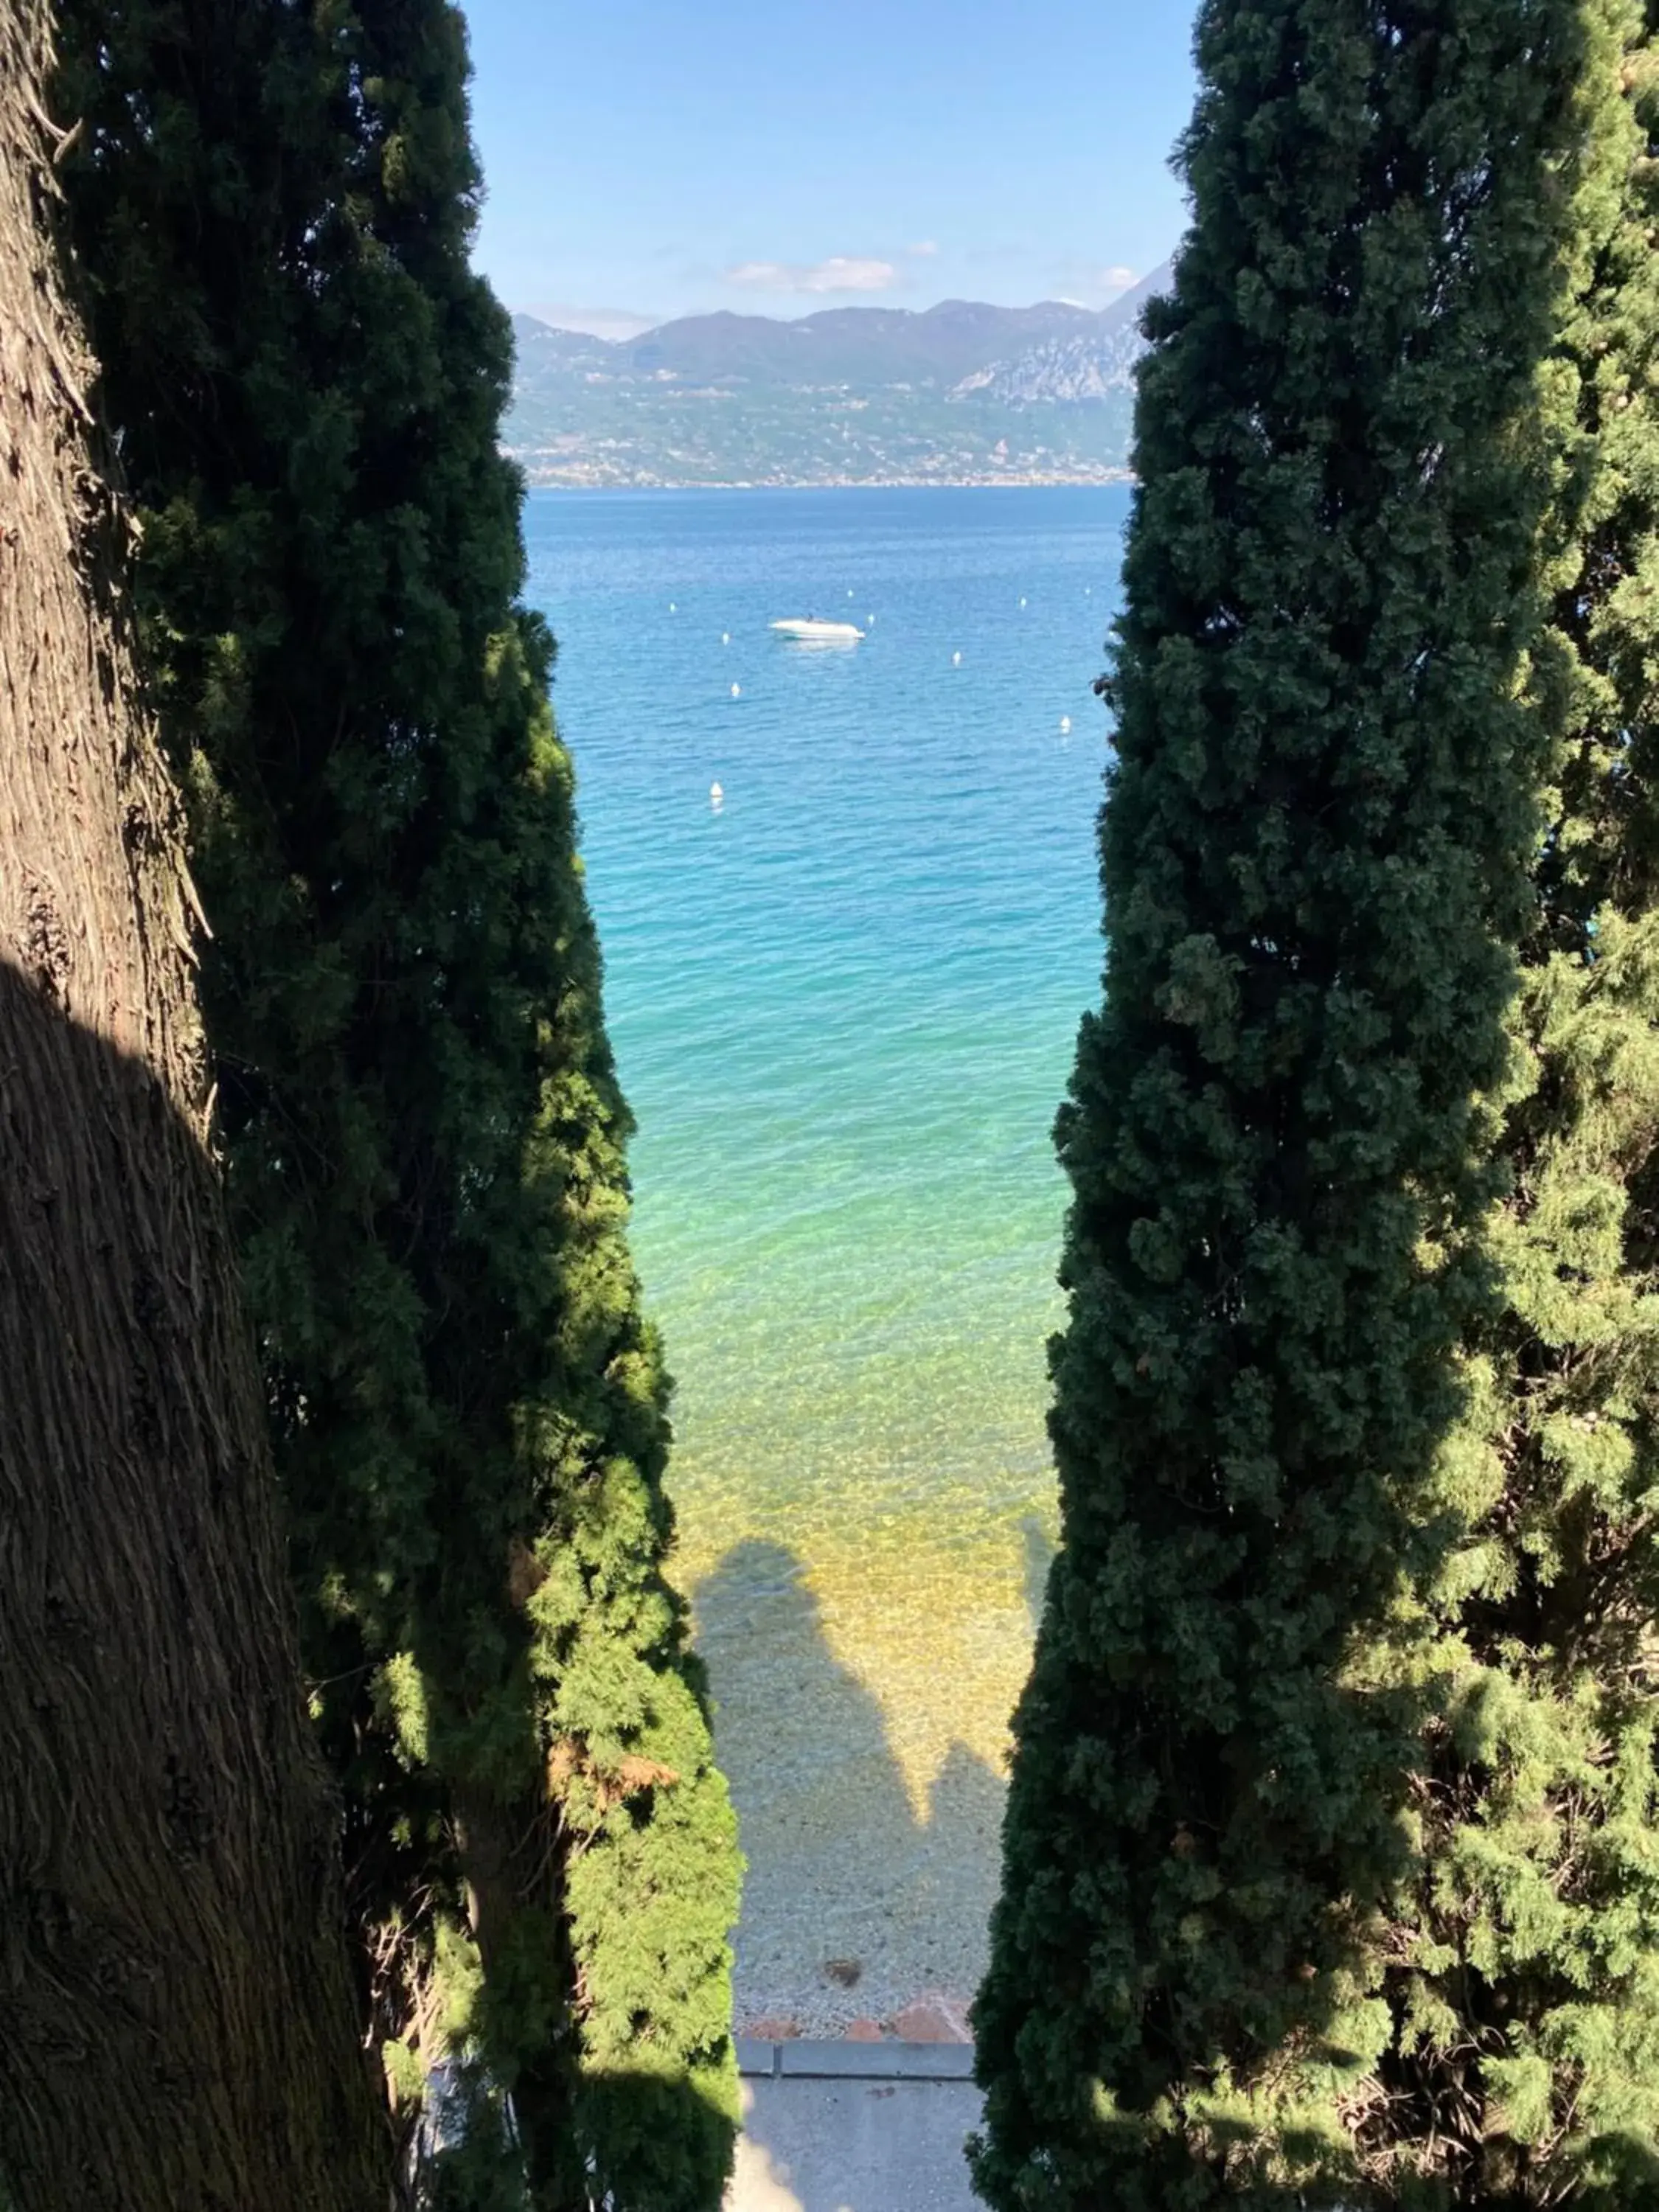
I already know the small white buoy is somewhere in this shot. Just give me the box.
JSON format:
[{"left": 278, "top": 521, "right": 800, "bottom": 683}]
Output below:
[
  {"left": 710, "top": 781, "right": 724, "bottom": 810},
  {"left": 730, "top": 682, "right": 741, "bottom": 698},
  {"left": 1085, "top": 586, "right": 1092, "bottom": 597},
  {"left": 1060, "top": 715, "right": 1072, "bottom": 734},
  {"left": 1019, "top": 596, "right": 1027, "bottom": 609},
  {"left": 669, "top": 601, "right": 677, "bottom": 612},
  {"left": 847, "top": 588, "right": 855, "bottom": 599},
  {"left": 952, "top": 650, "right": 961, "bottom": 667},
  {"left": 868, "top": 614, "right": 876, "bottom": 626},
  {"left": 721, "top": 631, "right": 730, "bottom": 645}
]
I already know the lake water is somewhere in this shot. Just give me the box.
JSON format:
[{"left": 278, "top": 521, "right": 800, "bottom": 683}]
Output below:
[{"left": 521, "top": 485, "right": 1130, "bottom": 2028}]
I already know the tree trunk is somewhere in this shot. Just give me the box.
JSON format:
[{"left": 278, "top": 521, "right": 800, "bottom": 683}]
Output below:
[
  {"left": 452, "top": 1784, "right": 585, "bottom": 2209},
  {"left": 0, "top": 5, "right": 394, "bottom": 2205}
]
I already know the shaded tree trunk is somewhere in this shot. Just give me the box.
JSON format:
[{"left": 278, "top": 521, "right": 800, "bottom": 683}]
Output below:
[{"left": 0, "top": 4, "right": 394, "bottom": 2205}]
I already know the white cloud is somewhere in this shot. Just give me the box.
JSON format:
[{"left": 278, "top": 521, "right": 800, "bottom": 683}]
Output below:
[
  {"left": 522, "top": 301, "right": 659, "bottom": 341},
  {"left": 907, "top": 239, "right": 940, "bottom": 257},
  {"left": 726, "top": 256, "right": 900, "bottom": 296},
  {"left": 1046, "top": 260, "right": 1145, "bottom": 309}
]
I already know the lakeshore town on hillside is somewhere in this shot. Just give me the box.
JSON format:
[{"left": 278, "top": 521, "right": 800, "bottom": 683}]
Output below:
[{"left": 501, "top": 274, "right": 1169, "bottom": 487}]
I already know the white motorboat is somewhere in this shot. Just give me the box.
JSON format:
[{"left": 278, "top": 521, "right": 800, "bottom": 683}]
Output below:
[{"left": 769, "top": 616, "right": 865, "bottom": 641}]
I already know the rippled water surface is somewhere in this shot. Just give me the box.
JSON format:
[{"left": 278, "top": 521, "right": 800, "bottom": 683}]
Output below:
[{"left": 521, "top": 485, "right": 1130, "bottom": 2020}]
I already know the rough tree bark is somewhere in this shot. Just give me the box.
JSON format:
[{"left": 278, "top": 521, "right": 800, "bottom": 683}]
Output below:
[{"left": 0, "top": 4, "right": 394, "bottom": 2205}]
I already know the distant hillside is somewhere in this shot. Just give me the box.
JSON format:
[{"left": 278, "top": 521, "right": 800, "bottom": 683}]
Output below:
[
  {"left": 950, "top": 319, "right": 1149, "bottom": 408},
  {"left": 501, "top": 264, "right": 1172, "bottom": 487}
]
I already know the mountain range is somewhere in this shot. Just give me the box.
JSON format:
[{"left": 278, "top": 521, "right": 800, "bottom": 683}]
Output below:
[{"left": 501, "top": 263, "right": 1172, "bottom": 488}]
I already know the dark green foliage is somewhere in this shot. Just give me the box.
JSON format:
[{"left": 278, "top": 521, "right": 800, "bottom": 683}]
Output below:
[
  {"left": 970, "top": 3, "right": 1600, "bottom": 2205},
  {"left": 54, "top": 1, "right": 740, "bottom": 2202},
  {"left": 1371, "top": 10, "right": 1659, "bottom": 2201}
]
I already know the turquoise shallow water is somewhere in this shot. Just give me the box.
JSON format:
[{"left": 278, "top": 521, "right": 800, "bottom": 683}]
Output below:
[{"left": 521, "top": 485, "right": 1130, "bottom": 2023}]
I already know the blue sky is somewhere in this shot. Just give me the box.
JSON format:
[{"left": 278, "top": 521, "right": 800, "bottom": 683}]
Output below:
[{"left": 461, "top": 0, "right": 1198, "bottom": 335}]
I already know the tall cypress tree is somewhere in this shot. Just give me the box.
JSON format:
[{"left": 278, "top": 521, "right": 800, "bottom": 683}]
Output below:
[
  {"left": 970, "top": 4, "right": 1598, "bottom": 2206},
  {"left": 53, "top": 1, "right": 741, "bottom": 2203},
  {"left": 1365, "top": 10, "right": 1659, "bottom": 2202}
]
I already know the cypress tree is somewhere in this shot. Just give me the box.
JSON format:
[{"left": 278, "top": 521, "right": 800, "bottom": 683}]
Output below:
[
  {"left": 53, "top": 0, "right": 741, "bottom": 2202},
  {"left": 970, "top": 4, "right": 1599, "bottom": 2205},
  {"left": 0, "top": 4, "right": 389, "bottom": 2200},
  {"left": 1365, "top": 10, "right": 1659, "bottom": 2202}
]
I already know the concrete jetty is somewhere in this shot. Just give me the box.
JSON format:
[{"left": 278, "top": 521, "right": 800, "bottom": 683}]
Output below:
[{"left": 728, "top": 2041, "right": 980, "bottom": 2212}]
